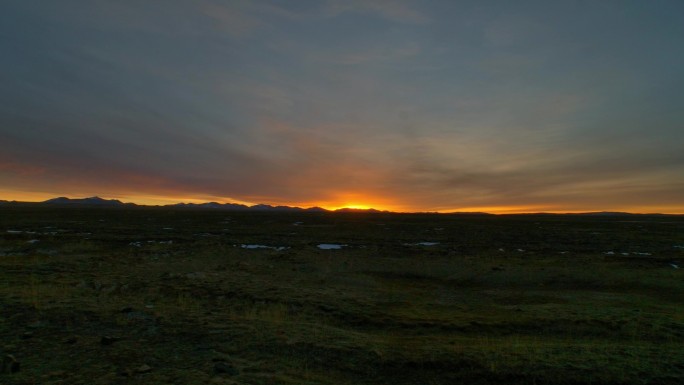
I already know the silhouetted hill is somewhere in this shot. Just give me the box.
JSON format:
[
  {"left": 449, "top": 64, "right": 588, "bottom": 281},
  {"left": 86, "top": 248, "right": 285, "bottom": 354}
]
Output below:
[
  {"left": 305, "top": 206, "right": 327, "bottom": 212},
  {"left": 170, "top": 202, "right": 250, "bottom": 210},
  {"left": 169, "top": 202, "right": 325, "bottom": 212},
  {"left": 334, "top": 208, "right": 385, "bottom": 213},
  {"left": 43, "top": 196, "right": 130, "bottom": 206}
]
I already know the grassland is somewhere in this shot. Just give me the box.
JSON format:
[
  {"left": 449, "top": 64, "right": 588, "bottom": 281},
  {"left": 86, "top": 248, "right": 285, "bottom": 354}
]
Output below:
[{"left": 1, "top": 205, "right": 683, "bottom": 384}]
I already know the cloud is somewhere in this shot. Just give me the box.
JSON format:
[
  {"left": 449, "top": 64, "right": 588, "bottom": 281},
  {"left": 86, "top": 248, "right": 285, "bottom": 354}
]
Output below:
[
  {"left": 0, "top": 159, "right": 45, "bottom": 177},
  {"left": 323, "top": 0, "right": 429, "bottom": 24},
  {"left": 200, "top": 1, "right": 265, "bottom": 37},
  {"left": 322, "top": 42, "right": 422, "bottom": 65}
]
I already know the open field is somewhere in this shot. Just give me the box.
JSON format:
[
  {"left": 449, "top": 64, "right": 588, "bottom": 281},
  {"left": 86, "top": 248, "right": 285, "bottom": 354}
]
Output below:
[{"left": 1, "top": 206, "right": 683, "bottom": 384}]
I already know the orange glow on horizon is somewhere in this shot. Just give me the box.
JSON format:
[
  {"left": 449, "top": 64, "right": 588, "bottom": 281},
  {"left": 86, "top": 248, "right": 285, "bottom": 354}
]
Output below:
[{"left": 0, "top": 189, "right": 682, "bottom": 214}]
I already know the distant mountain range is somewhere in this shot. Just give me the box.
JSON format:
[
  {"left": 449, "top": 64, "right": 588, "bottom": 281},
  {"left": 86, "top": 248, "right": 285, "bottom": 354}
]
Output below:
[
  {"left": 34, "top": 196, "right": 339, "bottom": 212},
  {"left": 0, "top": 197, "right": 677, "bottom": 215},
  {"left": 170, "top": 201, "right": 328, "bottom": 212}
]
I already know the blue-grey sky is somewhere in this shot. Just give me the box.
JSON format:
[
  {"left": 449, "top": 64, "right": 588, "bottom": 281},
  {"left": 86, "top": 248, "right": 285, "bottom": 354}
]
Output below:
[{"left": 1, "top": 0, "right": 683, "bottom": 212}]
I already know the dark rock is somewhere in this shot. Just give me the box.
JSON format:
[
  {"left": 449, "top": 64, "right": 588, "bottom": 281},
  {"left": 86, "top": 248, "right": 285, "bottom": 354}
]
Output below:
[
  {"left": 21, "top": 332, "right": 33, "bottom": 340},
  {"left": 213, "top": 361, "right": 238, "bottom": 376},
  {"left": 2, "top": 354, "right": 20, "bottom": 374},
  {"left": 120, "top": 307, "right": 134, "bottom": 313},
  {"left": 64, "top": 336, "right": 78, "bottom": 344}
]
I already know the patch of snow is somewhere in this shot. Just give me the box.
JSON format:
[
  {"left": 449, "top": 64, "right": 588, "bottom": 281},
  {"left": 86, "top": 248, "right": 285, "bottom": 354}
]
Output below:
[
  {"left": 670, "top": 263, "right": 679, "bottom": 269},
  {"left": 604, "top": 251, "right": 615, "bottom": 255},
  {"left": 317, "top": 244, "right": 346, "bottom": 250},
  {"left": 404, "top": 242, "right": 440, "bottom": 246},
  {"left": 7, "top": 230, "right": 22, "bottom": 234},
  {"left": 293, "top": 222, "right": 304, "bottom": 226},
  {"left": 517, "top": 249, "right": 525, "bottom": 252},
  {"left": 241, "top": 244, "right": 288, "bottom": 251},
  {"left": 498, "top": 248, "right": 505, "bottom": 252},
  {"left": 633, "top": 252, "right": 652, "bottom": 256},
  {"left": 129, "top": 242, "right": 142, "bottom": 247},
  {"left": 27, "top": 239, "right": 40, "bottom": 244},
  {"left": 674, "top": 245, "right": 684, "bottom": 249},
  {"left": 163, "top": 227, "right": 174, "bottom": 230}
]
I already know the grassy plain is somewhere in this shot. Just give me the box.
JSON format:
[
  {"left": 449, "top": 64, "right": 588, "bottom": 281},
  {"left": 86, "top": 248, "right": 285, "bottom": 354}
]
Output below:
[{"left": 1, "top": 205, "right": 683, "bottom": 384}]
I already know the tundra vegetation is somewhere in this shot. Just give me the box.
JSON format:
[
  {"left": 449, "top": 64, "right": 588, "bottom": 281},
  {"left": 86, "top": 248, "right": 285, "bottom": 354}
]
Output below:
[{"left": 0, "top": 205, "right": 683, "bottom": 384}]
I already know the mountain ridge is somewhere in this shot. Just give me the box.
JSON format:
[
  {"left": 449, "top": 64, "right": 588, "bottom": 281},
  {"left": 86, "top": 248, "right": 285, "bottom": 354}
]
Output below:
[
  {"left": 0, "top": 196, "right": 679, "bottom": 215},
  {"left": 36, "top": 196, "right": 347, "bottom": 212}
]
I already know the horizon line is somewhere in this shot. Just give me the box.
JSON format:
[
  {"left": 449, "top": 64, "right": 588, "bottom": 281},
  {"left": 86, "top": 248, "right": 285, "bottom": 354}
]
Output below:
[{"left": 0, "top": 195, "right": 682, "bottom": 216}]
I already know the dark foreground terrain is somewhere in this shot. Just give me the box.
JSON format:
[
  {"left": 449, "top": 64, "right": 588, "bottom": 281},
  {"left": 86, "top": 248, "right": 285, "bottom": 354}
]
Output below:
[{"left": 1, "top": 206, "right": 683, "bottom": 384}]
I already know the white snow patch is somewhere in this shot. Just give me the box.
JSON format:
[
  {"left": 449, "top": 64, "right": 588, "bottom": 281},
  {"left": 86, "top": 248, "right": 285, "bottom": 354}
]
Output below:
[
  {"left": 670, "top": 263, "right": 680, "bottom": 269},
  {"left": 404, "top": 242, "right": 440, "bottom": 246},
  {"left": 7, "top": 230, "right": 22, "bottom": 234},
  {"left": 293, "top": 222, "right": 304, "bottom": 226},
  {"left": 417, "top": 242, "right": 440, "bottom": 246},
  {"left": 317, "top": 244, "right": 346, "bottom": 250},
  {"left": 241, "top": 244, "right": 288, "bottom": 251},
  {"left": 27, "top": 239, "right": 40, "bottom": 244},
  {"left": 604, "top": 251, "right": 615, "bottom": 255}
]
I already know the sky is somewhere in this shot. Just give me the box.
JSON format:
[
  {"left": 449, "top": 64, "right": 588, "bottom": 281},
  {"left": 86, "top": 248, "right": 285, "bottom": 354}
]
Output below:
[{"left": 1, "top": 0, "right": 683, "bottom": 213}]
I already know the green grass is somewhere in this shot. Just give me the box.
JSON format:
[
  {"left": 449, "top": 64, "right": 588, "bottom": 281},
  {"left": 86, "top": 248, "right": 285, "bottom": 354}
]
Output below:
[{"left": 0, "top": 206, "right": 683, "bottom": 384}]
